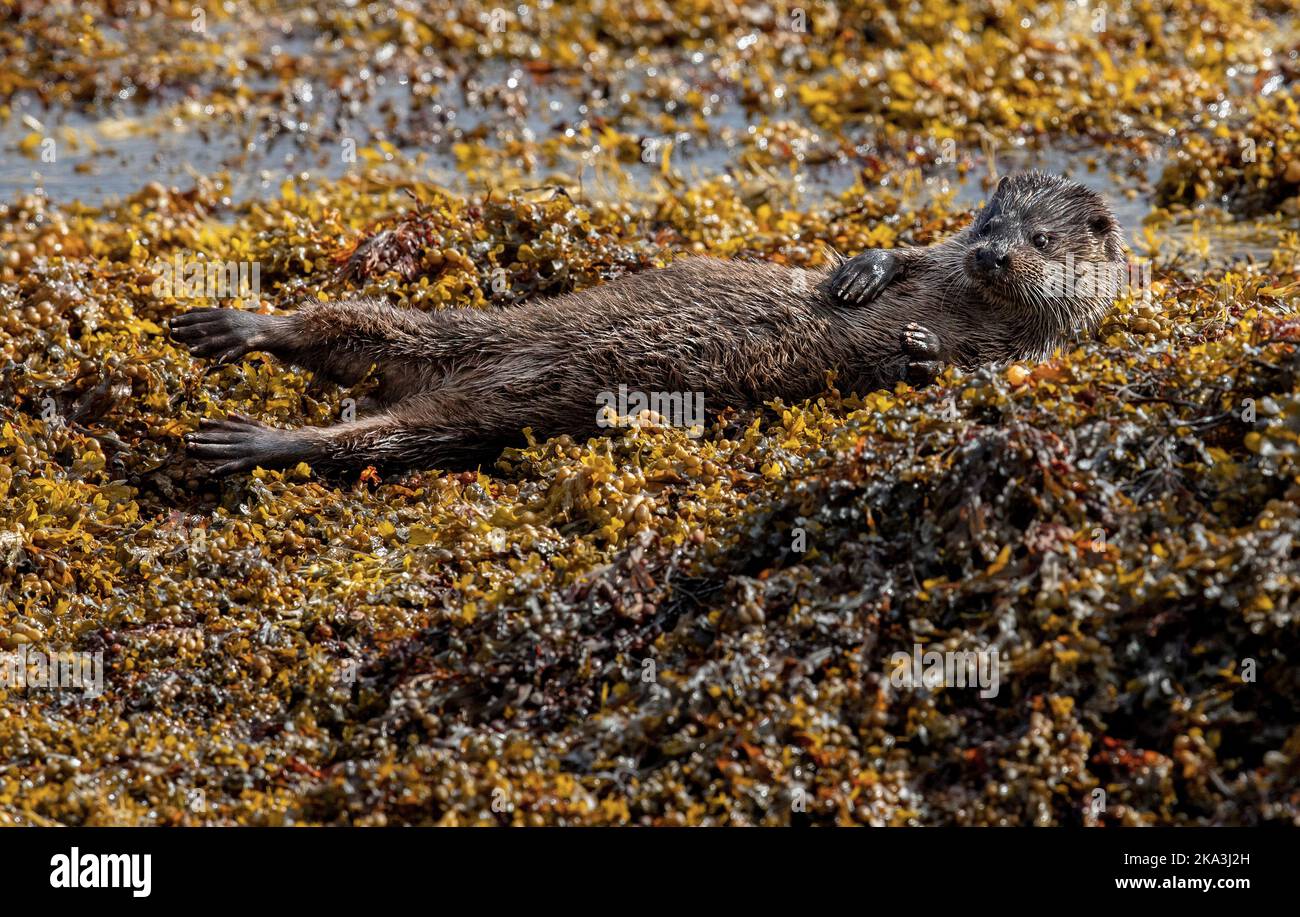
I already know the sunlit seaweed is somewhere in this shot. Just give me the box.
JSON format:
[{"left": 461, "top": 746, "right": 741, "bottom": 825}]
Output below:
[{"left": 1, "top": 0, "right": 1299, "bottom": 827}]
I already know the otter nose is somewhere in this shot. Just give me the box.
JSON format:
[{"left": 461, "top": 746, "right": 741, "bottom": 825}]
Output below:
[{"left": 975, "top": 247, "right": 1010, "bottom": 274}]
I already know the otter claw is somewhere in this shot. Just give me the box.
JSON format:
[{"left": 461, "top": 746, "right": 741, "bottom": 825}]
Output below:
[
  {"left": 899, "top": 322, "right": 944, "bottom": 387},
  {"left": 830, "top": 250, "right": 899, "bottom": 305},
  {"left": 901, "top": 322, "right": 941, "bottom": 361},
  {"left": 186, "top": 415, "right": 312, "bottom": 476},
  {"left": 170, "top": 308, "right": 277, "bottom": 364}
]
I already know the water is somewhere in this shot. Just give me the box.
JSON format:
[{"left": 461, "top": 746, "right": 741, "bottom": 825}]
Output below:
[
  {"left": 0, "top": 55, "right": 1277, "bottom": 264},
  {"left": 0, "top": 93, "right": 1149, "bottom": 211}
]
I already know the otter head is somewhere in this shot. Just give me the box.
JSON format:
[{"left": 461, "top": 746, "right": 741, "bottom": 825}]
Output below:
[{"left": 962, "top": 171, "right": 1126, "bottom": 350}]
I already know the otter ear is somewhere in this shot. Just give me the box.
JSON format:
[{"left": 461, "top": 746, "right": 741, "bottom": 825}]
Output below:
[
  {"left": 995, "top": 175, "right": 1009, "bottom": 195},
  {"left": 1089, "top": 214, "right": 1116, "bottom": 236}
]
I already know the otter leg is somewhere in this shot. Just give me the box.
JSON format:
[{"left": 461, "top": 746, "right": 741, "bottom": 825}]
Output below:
[
  {"left": 830, "top": 249, "right": 908, "bottom": 305},
  {"left": 169, "top": 299, "right": 483, "bottom": 389},
  {"left": 186, "top": 393, "right": 508, "bottom": 477}
]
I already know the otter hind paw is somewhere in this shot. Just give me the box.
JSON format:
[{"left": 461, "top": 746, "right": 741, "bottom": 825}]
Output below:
[
  {"left": 186, "top": 414, "right": 310, "bottom": 476},
  {"left": 830, "top": 250, "right": 900, "bottom": 305},
  {"left": 900, "top": 322, "right": 943, "bottom": 387},
  {"left": 170, "top": 308, "right": 273, "bottom": 365}
]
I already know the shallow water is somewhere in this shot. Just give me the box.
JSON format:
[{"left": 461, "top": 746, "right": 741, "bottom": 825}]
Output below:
[
  {"left": 0, "top": 95, "right": 1149, "bottom": 210},
  {"left": 0, "top": 56, "right": 1278, "bottom": 265}
]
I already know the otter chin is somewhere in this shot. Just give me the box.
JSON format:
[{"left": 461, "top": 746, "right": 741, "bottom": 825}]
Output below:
[{"left": 171, "top": 170, "right": 1128, "bottom": 477}]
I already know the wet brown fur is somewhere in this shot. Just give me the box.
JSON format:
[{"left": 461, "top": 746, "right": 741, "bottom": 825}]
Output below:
[{"left": 172, "top": 171, "right": 1127, "bottom": 476}]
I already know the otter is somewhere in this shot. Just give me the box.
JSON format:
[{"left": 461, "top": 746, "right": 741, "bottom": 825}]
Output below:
[{"left": 170, "top": 171, "right": 1125, "bottom": 477}]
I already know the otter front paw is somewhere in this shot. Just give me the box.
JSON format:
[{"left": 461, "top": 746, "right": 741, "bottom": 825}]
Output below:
[
  {"left": 830, "top": 250, "right": 901, "bottom": 305},
  {"left": 170, "top": 308, "right": 282, "bottom": 365},
  {"left": 900, "top": 322, "right": 943, "bottom": 387},
  {"left": 186, "top": 414, "right": 312, "bottom": 476}
]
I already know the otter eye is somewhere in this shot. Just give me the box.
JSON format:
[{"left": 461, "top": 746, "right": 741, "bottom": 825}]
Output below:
[{"left": 1031, "top": 232, "right": 1049, "bottom": 251}]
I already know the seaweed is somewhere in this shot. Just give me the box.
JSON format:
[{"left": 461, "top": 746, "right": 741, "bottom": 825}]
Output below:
[{"left": 1, "top": 0, "right": 1299, "bottom": 826}]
